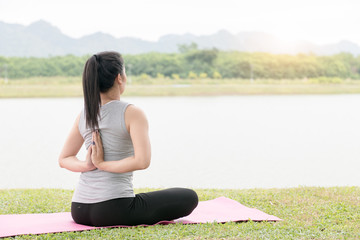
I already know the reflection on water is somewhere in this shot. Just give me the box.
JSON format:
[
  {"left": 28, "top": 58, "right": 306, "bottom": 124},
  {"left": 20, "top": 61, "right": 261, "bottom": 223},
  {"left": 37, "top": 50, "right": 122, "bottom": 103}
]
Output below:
[{"left": 0, "top": 95, "right": 359, "bottom": 189}]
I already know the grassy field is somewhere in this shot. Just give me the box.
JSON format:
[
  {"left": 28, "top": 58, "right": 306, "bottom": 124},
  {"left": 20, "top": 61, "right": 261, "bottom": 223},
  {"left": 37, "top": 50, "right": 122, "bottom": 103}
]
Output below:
[
  {"left": 1, "top": 77, "right": 360, "bottom": 97},
  {"left": 1, "top": 187, "right": 359, "bottom": 239}
]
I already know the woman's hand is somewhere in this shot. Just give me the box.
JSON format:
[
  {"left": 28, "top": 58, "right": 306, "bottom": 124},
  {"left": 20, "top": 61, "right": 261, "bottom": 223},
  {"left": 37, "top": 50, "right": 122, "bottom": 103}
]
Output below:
[
  {"left": 91, "top": 130, "right": 104, "bottom": 168},
  {"left": 85, "top": 146, "right": 97, "bottom": 171}
]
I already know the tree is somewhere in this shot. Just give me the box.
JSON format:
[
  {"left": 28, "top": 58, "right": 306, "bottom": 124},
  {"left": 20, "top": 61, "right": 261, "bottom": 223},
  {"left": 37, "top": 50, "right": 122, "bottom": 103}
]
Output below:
[{"left": 178, "top": 42, "right": 198, "bottom": 53}]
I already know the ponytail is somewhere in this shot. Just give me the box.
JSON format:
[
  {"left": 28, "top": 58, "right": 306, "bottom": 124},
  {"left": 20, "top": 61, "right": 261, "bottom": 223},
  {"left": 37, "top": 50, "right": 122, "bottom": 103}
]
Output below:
[
  {"left": 83, "top": 55, "right": 101, "bottom": 131},
  {"left": 82, "top": 52, "right": 124, "bottom": 131}
]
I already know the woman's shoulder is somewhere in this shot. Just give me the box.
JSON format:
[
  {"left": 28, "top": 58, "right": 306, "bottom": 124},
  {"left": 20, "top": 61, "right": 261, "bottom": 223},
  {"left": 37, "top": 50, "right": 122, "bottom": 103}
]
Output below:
[
  {"left": 125, "top": 104, "right": 146, "bottom": 118},
  {"left": 124, "top": 104, "right": 148, "bottom": 127}
]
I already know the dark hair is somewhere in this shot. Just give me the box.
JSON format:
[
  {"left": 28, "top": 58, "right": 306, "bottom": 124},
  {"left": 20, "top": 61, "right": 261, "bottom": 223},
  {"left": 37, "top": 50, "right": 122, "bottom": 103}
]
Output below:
[{"left": 82, "top": 51, "right": 125, "bottom": 131}]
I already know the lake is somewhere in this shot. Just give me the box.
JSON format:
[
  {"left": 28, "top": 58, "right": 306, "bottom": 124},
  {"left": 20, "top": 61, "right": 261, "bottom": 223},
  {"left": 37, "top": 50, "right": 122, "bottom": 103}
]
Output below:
[{"left": 0, "top": 95, "right": 359, "bottom": 189}]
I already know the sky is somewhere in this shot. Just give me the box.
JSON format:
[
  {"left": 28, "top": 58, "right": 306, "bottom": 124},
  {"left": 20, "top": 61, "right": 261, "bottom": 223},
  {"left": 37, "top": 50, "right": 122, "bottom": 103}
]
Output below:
[{"left": 0, "top": 0, "right": 359, "bottom": 45}]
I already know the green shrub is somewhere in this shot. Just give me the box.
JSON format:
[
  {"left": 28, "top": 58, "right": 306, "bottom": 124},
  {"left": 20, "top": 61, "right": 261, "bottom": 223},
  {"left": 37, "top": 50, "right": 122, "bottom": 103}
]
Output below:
[
  {"left": 309, "top": 77, "right": 343, "bottom": 84},
  {"left": 199, "top": 73, "right": 208, "bottom": 79},
  {"left": 171, "top": 73, "right": 180, "bottom": 80},
  {"left": 212, "top": 71, "right": 222, "bottom": 79},
  {"left": 188, "top": 71, "right": 197, "bottom": 79}
]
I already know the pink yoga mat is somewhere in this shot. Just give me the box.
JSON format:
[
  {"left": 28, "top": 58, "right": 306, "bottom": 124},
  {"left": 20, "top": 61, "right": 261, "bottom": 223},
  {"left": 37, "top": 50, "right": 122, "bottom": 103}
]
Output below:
[{"left": 0, "top": 197, "right": 281, "bottom": 238}]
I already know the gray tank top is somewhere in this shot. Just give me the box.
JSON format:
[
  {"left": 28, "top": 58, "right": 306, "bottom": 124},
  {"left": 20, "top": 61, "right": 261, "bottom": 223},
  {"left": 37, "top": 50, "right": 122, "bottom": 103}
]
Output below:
[{"left": 72, "top": 100, "right": 135, "bottom": 203}]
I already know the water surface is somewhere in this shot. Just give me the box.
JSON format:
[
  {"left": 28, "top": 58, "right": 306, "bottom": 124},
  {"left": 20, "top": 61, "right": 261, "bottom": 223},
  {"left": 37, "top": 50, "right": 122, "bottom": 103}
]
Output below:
[{"left": 0, "top": 95, "right": 359, "bottom": 189}]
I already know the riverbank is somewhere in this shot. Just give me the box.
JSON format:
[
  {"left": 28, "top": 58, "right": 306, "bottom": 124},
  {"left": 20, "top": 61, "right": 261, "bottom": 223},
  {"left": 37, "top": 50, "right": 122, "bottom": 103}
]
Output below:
[
  {"left": 1, "top": 77, "right": 360, "bottom": 97},
  {"left": 1, "top": 187, "right": 359, "bottom": 239}
]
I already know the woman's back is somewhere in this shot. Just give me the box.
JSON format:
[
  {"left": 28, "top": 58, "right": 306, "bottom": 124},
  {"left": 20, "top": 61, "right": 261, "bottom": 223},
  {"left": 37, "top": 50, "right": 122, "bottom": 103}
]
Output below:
[
  {"left": 60, "top": 51, "right": 197, "bottom": 227},
  {"left": 72, "top": 100, "right": 135, "bottom": 203}
]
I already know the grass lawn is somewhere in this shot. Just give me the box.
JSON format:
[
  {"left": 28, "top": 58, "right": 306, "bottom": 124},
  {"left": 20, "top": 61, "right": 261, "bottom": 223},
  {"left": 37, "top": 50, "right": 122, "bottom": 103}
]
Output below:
[
  {"left": 1, "top": 77, "right": 360, "bottom": 97},
  {"left": 1, "top": 187, "right": 359, "bottom": 239}
]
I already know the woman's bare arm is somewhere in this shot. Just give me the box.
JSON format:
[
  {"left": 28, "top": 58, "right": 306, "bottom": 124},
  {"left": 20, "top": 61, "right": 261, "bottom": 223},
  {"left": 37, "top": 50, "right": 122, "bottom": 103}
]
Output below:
[
  {"left": 58, "top": 114, "right": 96, "bottom": 172},
  {"left": 91, "top": 105, "right": 151, "bottom": 173}
]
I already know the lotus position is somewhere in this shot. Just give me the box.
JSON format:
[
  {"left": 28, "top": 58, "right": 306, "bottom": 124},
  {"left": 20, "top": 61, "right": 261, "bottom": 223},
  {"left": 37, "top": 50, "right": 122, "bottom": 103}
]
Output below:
[{"left": 58, "top": 51, "right": 198, "bottom": 227}]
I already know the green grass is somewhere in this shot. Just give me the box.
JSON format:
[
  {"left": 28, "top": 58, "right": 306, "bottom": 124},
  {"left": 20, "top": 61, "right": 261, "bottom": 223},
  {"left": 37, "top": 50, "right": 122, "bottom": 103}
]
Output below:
[
  {"left": 1, "top": 187, "right": 359, "bottom": 239},
  {"left": 1, "top": 77, "right": 360, "bottom": 97}
]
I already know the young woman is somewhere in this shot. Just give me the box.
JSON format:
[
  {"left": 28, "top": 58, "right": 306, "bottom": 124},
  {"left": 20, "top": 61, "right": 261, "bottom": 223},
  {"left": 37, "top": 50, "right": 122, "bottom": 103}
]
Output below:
[{"left": 58, "top": 51, "right": 198, "bottom": 227}]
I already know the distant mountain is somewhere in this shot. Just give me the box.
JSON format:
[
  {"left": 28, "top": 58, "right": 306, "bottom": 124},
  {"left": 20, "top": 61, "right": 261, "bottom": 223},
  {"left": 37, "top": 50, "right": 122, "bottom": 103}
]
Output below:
[{"left": 1, "top": 20, "right": 360, "bottom": 57}]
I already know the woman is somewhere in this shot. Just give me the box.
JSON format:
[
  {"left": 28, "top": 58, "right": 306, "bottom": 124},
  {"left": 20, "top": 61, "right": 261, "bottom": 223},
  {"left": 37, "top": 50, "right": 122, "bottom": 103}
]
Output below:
[{"left": 58, "top": 51, "right": 198, "bottom": 227}]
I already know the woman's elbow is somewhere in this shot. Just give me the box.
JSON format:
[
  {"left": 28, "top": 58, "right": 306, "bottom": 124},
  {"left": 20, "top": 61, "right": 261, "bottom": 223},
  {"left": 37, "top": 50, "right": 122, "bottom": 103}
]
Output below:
[
  {"left": 138, "top": 157, "right": 151, "bottom": 170},
  {"left": 58, "top": 157, "right": 65, "bottom": 168}
]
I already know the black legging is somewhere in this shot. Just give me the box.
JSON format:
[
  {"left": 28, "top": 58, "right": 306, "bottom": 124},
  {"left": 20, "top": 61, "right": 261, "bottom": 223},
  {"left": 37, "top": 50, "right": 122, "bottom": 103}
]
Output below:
[{"left": 71, "top": 188, "right": 198, "bottom": 227}]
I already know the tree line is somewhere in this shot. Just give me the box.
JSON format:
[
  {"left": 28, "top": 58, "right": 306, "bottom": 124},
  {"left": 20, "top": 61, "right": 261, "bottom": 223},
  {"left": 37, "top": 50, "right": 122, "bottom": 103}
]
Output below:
[{"left": 0, "top": 44, "right": 359, "bottom": 79}]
